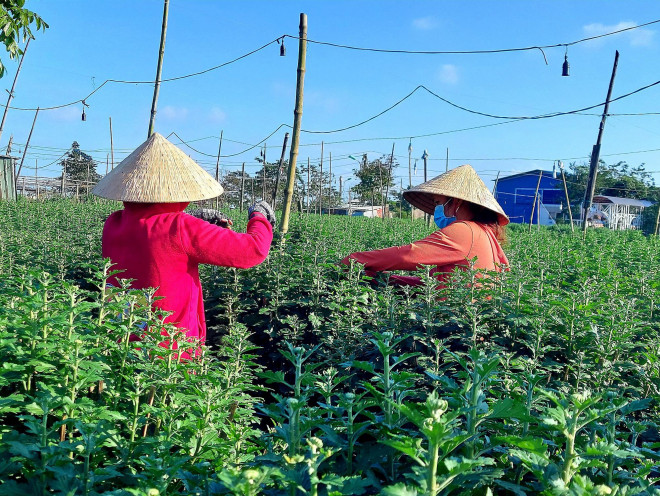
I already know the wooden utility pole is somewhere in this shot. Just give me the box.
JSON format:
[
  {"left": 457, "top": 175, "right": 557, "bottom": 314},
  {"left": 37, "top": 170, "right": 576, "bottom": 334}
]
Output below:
[
  {"left": 306, "top": 157, "right": 310, "bottom": 213},
  {"left": 582, "top": 50, "right": 619, "bottom": 234},
  {"left": 0, "top": 37, "right": 30, "bottom": 145},
  {"left": 280, "top": 13, "right": 307, "bottom": 233},
  {"left": 34, "top": 159, "right": 37, "bottom": 199},
  {"left": 272, "top": 132, "right": 289, "bottom": 209},
  {"left": 239, "top": 162, "right": 246, "bottom": 212},
  {"left": 109, "top": 117, "right": 115, "bottom": 170},
  {"left": 339, "top": 176, "right": 343, "bottom": 205},
  {"left": 654, "top": 205, "right": 660, "bottom": 236},
  {"left": 529, "top": 170, "right": 543, "bottom": 233},
  {"left": 214, "top": 130, "right": 223, "bottom": 209},
  {"left": 105, "top": 154, "right": 109, "bottom": 175},
  {"left": 15, "top": 107, "right": 39, "bottom": 187},
  {"left": 559, "top": 161, "right": 574, "bottom": 232},
  {"left": 446, "top": 147, "right": 449, "bottom": 172},
  {"left": 148, "top": 0, "right": 170, "bottom": 138}
]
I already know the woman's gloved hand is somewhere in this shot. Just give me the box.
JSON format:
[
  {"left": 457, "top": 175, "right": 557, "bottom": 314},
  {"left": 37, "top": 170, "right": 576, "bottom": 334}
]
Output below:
[
  {"left": 189, "top": 208, "right": 233, "bottom": 228},
  {"left": 248, "top": 200, "right": 276, "bottom": 227}
]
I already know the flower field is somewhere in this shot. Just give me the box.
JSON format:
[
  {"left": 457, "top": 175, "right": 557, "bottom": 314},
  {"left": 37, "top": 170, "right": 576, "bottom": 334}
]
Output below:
[{"left": 0, "top": 198, "right": 659, "bottom": 495}]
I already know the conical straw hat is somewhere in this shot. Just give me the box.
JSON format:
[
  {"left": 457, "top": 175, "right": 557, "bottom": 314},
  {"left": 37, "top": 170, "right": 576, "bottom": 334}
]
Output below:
[
  {"left": 93, "top": 132, "right": 223, "bottom": 202},
  {"left": 403, "top": 164, "right": 509, "bottom": 225}
]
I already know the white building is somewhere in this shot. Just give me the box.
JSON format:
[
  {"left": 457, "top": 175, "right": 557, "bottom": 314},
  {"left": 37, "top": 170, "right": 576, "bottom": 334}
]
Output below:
[{"left": 591, "top": 195, "right": 653, "bottom": 230}]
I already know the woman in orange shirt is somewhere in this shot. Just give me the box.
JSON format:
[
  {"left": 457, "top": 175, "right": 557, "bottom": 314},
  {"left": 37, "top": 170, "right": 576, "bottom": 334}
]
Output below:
[{"left": 341, "top": 165, "right": 509, "bottom": 287}]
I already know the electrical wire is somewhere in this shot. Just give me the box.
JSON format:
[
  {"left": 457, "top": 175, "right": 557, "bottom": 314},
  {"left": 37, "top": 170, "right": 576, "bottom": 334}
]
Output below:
[
  {"left": 5, "top": 38, "right": 281, "bottom": 111},
  {"left": 284, "top": 18, "right": 660, "bottom": 55}
]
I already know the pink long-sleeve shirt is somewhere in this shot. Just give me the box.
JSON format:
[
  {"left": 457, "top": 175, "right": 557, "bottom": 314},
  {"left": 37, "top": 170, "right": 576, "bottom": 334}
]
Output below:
[{"left": 102, "top": 202, "right": 273, "bottom": 353}]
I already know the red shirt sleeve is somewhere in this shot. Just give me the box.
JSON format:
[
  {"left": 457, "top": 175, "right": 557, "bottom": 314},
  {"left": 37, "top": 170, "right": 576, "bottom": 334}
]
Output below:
[
  {"left": 341, "top": 222, "right": 472, "bottom": 272},
  {"left": 178, "top": 213, "right": 273, "bottom": 268}
]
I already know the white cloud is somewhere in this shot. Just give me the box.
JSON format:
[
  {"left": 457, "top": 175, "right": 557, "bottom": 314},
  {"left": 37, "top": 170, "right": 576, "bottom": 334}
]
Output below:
[
  {"left": 306, "top": 90, "right": 341, "bottom": 114},
  {"left": 208, "top": 107, "right": 226, "bottom": 123},
  {"left": 437, "top": 64, "right": 459, "bottom": 84},
  {"left": 412, "top": 16, "right": 438, "bottom": 31},
  {"left": 49, "top": 106, "right": 80, "bottom": 122},
  {"left": 160, "top": 105, "right": 189, "bottom": 121},
  {"left": 582, "top": 21, "right": 655, "bottom": 47}
]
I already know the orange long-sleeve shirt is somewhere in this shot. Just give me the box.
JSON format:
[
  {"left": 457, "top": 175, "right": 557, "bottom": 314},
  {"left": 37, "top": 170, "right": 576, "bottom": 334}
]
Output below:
[{"left": 341, "top": 221, "right": 509, "bottom": 286}]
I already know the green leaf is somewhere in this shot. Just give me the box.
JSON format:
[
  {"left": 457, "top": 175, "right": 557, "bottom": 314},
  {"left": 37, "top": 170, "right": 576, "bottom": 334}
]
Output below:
[
  {"left": 380, "top": 483, "right": 418, "bottom": 496},
  {"left": 491, "top": 435, "right": 547, "bottom": 455}
]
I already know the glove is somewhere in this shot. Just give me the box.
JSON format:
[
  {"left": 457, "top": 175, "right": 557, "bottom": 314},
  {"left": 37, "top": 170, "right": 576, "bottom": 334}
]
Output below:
[
  {"left": 189, "top": 208, "right": 233, "bottom": 228},
  {"left": 248, "top": 200, "right": 276, "bottom": 227}
]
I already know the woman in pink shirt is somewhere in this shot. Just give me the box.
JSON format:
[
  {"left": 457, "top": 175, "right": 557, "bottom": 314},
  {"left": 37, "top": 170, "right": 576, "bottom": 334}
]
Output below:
[{"left": 93, "top": 133, "right": 274, "bottom": 358}]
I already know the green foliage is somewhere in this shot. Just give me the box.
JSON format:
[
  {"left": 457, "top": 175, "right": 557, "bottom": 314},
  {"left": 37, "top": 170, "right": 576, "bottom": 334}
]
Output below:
[
  {"left": 1, "top": 200, "right": 660, "bottom": 494},
  {"left": 0, "top": 0, "right": 48, "bottom": 78},
  {"left": 352, "top": 154, "right": 398, "bottom": 205},
  {"left": 60, "top": 141, "right": 102, "bottom": 186}
]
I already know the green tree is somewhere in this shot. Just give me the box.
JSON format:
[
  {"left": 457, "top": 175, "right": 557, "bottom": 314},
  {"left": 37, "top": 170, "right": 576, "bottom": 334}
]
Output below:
[
  {"left": 0, "top": 1, "right": 48, "bottom": 77},
  {"left": 564, "top": 160, "right": 655, "bottom": 203},
  {"left": 60, "top": 142, "right": 101, "bottom": 185},
  {"left": 351, "top": 154, "right": 398, "bottom": 205},
  {"left": 563, "top": 160, "right": 660, "bottom": 233}
]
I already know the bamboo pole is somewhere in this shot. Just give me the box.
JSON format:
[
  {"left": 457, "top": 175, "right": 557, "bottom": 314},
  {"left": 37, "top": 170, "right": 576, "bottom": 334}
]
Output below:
[
  {"left": 329, "top": 151, "right": 332, "bottom": 210},
  {"left": 0, "top": 37, "right": 30, "bottom": 145},
  {"left": 214, "top": 130, "right": 223, "bottom": 209},
  {"left": 239, "top": 162, "right": 245, "bottom": 212},
  {"left": 280, "top": 13, "right": 308, "bottom": 233},
  {"left": 61, "top": 158, "right": 66, "bottom": 196},
  {"left": 109, "top": 117, "right": 114, "bottom": 170},
  {"left": 492, "top": 171, "right": 500, "bottom": 195},
  {"left": 15, "top": 107, "right": 39, "bottom": 187},
  {"left": 262, "top": 143, "right": 266, "bottom": 199},
  {"left": 529, "top": 170, "right": 543, "bottom": 233},
  {"left": 399, "top": 178, "right": 403, "bottom": 218},
  {"left": 559, "top": 163, "right": 574, "bottom": 232},
  {"left": 383, "top": 142, "right": 395, "bottom": 221},
  {"left": 319, "top": 141, "right": 323, "bottom": 215},
  {"left": 272, "top": 132, "right": 289, "bottom": 210},
  {"left": 148, "top": 0, "right": 170, "bottom": 138}
]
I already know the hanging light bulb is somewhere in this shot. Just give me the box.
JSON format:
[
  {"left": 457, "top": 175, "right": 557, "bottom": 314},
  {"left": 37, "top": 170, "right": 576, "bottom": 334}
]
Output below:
[
  {"left": 562, "top": 47, "right": 570, "bottom": 77},
  {"left": 81, "top": 99, "right": 89, "bottom": 121},
  {"left": 279, "top": 37, "right": 286, "bottom": 56}
]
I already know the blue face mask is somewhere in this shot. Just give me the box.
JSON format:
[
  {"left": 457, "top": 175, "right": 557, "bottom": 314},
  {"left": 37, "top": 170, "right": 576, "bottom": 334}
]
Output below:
[{"left": 434, "top": 203, "right": 455, "bottom": 229}]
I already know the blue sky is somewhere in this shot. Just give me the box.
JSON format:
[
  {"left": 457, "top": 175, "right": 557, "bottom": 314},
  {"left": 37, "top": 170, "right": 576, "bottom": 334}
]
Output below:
[{"left": 4, "top": 1, "right": 660, "bottom": 194}]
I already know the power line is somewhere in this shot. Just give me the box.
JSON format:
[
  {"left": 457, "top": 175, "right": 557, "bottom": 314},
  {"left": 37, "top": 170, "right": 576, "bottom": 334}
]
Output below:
[
  {"left": 284, "top": 18, "right": 660, "bottom": 56},
  {"left": 5, "top": 37, "right": 281, "bottom": 111}
]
